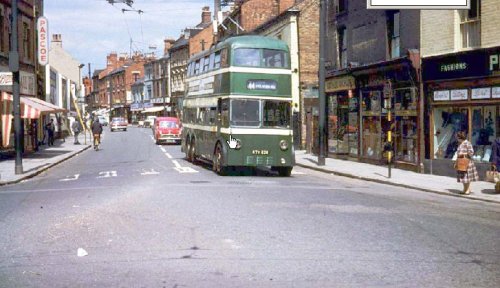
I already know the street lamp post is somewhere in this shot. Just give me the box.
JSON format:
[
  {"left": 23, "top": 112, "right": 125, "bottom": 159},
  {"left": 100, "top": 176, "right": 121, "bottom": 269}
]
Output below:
[
  {"left": 163, "top": 59, "right": 167, "bottom": 116},
  {"left": 318, "top": 0, "right": 327, "bottom": 166},
  {"left": 10, "top": 0, "right": 22, "bottom": 174}
]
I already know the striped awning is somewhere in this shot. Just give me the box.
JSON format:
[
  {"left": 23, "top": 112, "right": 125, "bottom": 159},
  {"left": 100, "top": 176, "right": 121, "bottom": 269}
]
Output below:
[{"left": 1, "top": 91, "right": 67, "bottom": 147}]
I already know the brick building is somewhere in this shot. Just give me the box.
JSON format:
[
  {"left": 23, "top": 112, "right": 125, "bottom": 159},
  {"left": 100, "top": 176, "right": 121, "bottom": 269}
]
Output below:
[
  {"left": 0, "top": 0, "right": 46, "bottom": 151},
  {"left": 421, "top": 0, "right": 500, "bottom": 179}
]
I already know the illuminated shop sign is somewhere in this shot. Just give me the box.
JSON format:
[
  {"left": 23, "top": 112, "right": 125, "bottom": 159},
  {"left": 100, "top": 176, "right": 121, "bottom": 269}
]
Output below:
[{"left": 423, "top": 46, "right": 500, "bottom": 81}]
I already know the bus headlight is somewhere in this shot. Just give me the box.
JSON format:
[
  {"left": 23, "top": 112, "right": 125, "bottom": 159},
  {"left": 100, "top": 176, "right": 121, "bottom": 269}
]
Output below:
[{"left": 279, "top": 140, "right": 288, "bottom": 151}]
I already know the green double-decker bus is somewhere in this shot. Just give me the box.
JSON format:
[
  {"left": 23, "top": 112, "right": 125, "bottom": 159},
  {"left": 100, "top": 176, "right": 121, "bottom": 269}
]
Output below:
[{"left": 181, "top": 35, "right": 294, "bottom": 176}]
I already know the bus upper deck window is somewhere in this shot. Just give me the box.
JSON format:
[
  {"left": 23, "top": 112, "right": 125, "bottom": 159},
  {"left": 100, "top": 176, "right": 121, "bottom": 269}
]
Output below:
[
  {"left": 234, "top": 48, "right": 260, "bottom": 67},
  {"left": 263, "top": 49, "right": 288, "bottom": 68}
]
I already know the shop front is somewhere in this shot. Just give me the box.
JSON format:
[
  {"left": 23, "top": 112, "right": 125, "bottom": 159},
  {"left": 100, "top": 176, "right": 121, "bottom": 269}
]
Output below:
[
  {"left": 326, "top": 75, "right": 358, "bottom": 158},
  {"left": 352, "top": 58, "right": 420, "bottom": 170},
  {"left": 422, "top": 46, "right": 500, "bottom": 178}
]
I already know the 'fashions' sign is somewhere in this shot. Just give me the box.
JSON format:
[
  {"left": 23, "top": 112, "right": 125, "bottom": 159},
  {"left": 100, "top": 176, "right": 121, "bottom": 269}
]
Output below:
[{"left": 422, "top": 46, "right": 500, "bottom": 81}]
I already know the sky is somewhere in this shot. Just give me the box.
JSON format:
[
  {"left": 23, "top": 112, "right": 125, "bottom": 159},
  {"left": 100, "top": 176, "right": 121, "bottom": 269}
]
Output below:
[{"left": 45, "top": 0, "right": 214, "bottom": 74}]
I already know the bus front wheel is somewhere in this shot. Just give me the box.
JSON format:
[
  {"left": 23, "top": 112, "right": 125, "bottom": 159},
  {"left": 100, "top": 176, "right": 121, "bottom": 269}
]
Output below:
[
  {"left": 274, "top": 166, "right": 292, "bottom": 177},
  {"left": 213, "top": 143, "right": 227, "bottom": 176}
]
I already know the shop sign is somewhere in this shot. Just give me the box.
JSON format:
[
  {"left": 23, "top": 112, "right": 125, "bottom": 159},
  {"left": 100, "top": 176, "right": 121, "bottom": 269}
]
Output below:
[
  {"left": 492, "top": 87, "right": 500, "bottom": 99},
  {"left": 433, "top": 90, "right": 450, "bottom": 101},
  {"left": 0, "top": 72, "right": 13, "bottom": 86},
  {"left": 325, "top": 76, "right": 355, "bottom": 92},
  {"left": 450, "top": 89, "right": 468, "bottom": 101},
  {"left": 20, "top": 71, "right": 35, "bottom": 96},
  {"left": 37, "top": 17, "right": 49, "bottom": 66},
  {"left": 422, "top": 46, "right": 500, "bottom": 81},
  {"left": 471, "top": 87, "right": 491, "bottom": 99}
]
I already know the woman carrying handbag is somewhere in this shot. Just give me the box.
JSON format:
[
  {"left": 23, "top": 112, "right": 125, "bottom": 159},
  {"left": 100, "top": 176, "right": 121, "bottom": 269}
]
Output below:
[{"left": 455, "top": 131, "right": 478, "bottom": 194}]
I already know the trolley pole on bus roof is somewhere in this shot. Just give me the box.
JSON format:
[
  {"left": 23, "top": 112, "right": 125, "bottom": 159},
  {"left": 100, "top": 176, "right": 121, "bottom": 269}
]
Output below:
[
  {"left": 10, "top": 0, "right": 23, "bottom": 174},
  {"left": 318, "top": 0, "right": 327, "bottom": 166}
]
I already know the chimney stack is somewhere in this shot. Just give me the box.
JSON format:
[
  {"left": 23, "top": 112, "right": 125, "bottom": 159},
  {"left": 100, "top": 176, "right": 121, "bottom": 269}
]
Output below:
[
  {"left": 51, "top": 34, "right": 62, "bottom": 48},
  {"left": 164, "top": 38, "right": 176, "bottom": 55},
  {"left": 201, "top": 6, "right": 211, "bottom": 24}
]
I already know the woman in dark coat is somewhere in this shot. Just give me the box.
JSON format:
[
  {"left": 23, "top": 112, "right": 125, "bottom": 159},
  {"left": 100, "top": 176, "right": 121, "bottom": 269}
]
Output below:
[{"left": 455, "top": 131, "right": 478, "bottom": 194}]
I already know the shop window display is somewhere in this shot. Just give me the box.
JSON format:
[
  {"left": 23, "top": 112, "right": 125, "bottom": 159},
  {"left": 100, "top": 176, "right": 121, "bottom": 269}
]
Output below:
[
  {"left": 328, "top": 94, "right": 351, "bottom": 154},
  {"left": 433, "top": 107, "right": 468, "bottom": 159},
  {"left": 361, "top": 90, "right": 382, "bottom": 159},
  {"left": 471, "top": 105, "right": 499, "bottom": 163},
  {"left": 393, "top": 88, "right": 418, "bottom": 163}
]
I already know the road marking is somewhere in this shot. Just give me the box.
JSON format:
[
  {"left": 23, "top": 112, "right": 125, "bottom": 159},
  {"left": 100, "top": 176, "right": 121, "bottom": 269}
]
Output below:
[
  {"left": 59, "top": 174, "right": 80, "bottom": 182},
  {"left": 150, "top": 135, "right": 155, "bottom": 142},
  {"left": 172, "top": 160, "right": 198, "bottom": 173},
  {"left": 160, "top": 147, "right": 166, "bottom": 153},
  {"left": 141, "top": 169, "right": 160, "bottom": 175},
  {"left": 165, "top": 153, "right": 172, "bottom": 159},
  {"left": 172, "top": 160, "right": 182, "bottom": 168},
  {"left": 97, "top": 171, "right": 117, "bottom": 178},
  {"left": 291, "top": 171, "right": 306, "bottom": 175},
  {"left": 174, "top": 167, "right": 198, "bottom": 173}
]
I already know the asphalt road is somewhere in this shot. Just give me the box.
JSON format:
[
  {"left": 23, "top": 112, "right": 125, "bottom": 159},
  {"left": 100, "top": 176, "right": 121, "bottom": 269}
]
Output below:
[{"left": 0, "top": 126, "right": 499, "bottom": 287}]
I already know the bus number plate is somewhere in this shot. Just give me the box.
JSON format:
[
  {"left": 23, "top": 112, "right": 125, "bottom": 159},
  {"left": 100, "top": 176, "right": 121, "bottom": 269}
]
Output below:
[{"left": 252, "top": 150, "right": 269, "bottom": 155}]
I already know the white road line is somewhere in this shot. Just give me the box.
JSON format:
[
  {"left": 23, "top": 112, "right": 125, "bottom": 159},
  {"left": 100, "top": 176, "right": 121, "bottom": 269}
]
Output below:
[
  {"left": 97, "top": 171, "right": 117, "bottom": 178},
  {"left": 59, "top": 174, "right": 80, "bottom": 182},
  {"left": 160, "top": 147, "right": 166, "bottom": 153},
  {"left": 141, "top": 169, "right": 160, "bottom": 175},
  {"left": 291, "top": 171, "right": 306, "bottom": 175},
  {"left": 165, "top": 153, "right": 172, "bottom": 159},
  {"left": 172, "top": 160, "right": 182, "bottom": 168}
]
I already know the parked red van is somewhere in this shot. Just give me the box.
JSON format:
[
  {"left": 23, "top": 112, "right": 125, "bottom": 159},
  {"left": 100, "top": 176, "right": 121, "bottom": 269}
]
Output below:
[{"left": 154, "top": 117, "right": 181, "bottom": 145}]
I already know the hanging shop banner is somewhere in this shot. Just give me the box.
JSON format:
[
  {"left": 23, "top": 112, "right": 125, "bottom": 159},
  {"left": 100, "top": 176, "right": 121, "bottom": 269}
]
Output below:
[
  {"left": 450, "top": 89, "right": 468, "bottom": 101},
  {"left": 37, "top": 16, "right": 49, "bottom": 66},
  {"left": 422, "top": 46, "right": 500, "bottom": 81},
  {"left": 433, "top": 90, "right": 450, "bottom": 101},
  {"left": 471, "top": 87, "right": 491, "bottom": 99}
]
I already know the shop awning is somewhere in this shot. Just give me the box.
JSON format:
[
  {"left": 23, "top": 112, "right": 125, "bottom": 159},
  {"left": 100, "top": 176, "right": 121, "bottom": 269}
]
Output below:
[
  {"left": 1, "top": 91, "right": 66, "bottom": 147},
  {"left": 141, "top": 106, "right": 166, "bottom": 113}
]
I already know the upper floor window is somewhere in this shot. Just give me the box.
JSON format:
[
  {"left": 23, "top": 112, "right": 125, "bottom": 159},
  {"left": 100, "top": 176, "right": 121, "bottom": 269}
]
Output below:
[
  {"left": 335, "top": 0, "right": 347, "bottom": 14},
  {"left": 0, "top": 6, "right": 5, "bottom": 53},
  {"left": 203, "top": 55, "right": 210, "bottom": 72},
  {"left": 338, "top": 27, "right": 347, "bottom": 68},
  {"left": 387, "top": 11, "right": 400, "bottom": 59},
  {"left": 459, "top": 0, "right": 481, "bottom": 48},
  {"left": 22, "top": 21, "right": 32, "bottom": 61}
]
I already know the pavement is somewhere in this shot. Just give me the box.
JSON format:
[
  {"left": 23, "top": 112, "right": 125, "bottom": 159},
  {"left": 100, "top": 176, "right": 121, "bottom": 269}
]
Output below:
[
  {"left": 295, "top": 150, "right": 500, "bottom": 204},
  {"left": 1, "top": 140, "right": 499, "bottom": 203},
  {"left": 0, "top": 137, "right": 91, "bottom": 186}
]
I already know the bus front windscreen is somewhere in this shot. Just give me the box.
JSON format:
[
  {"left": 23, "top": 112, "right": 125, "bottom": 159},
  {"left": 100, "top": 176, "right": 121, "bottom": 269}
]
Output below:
[
  {"left": 230, "top": 99, "right": 261, "bottom": 127},
  {"left": 263, "top": 101, "right": 291, "bottom": 128}
]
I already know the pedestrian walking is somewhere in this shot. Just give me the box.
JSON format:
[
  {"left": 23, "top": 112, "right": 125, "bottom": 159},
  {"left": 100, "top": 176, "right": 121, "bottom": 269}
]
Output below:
[
  {"left": 71, "top": 119, "right": 82, "bottom": 144},
  {"left": 455, "top": 131, "right": 478, "bottom": 194},
  {"left": 45, "top": 119, "right": 55, "bottom": 146}
]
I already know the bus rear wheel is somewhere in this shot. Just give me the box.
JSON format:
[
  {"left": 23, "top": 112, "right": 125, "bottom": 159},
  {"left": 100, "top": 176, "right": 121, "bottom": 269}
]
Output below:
[
  {"left": 188, "top": 138, "right": 196, "bottom": 163},
  {"left": 213, "top": 143, "right": 227, "bottom": 176}
]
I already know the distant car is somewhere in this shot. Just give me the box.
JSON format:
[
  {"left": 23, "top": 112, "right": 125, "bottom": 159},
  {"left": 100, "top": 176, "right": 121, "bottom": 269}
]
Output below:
[
  {"left": 98, "top": 116, "right": 108, "bottom": 126},
  {"left": 144, "top": 116, "right": 156, "bottom": 128},
  {"left": 154, "top": 117, "right": 181, "bottom": 145},
  {"left": 110, "top": 117, "right": 128, "bottom": 132}
]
